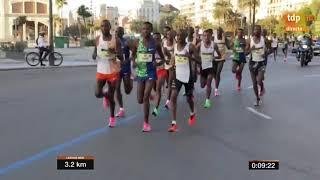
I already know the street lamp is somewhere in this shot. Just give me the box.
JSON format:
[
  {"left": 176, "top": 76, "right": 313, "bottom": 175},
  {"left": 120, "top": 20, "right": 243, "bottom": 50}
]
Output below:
[{"left": 49, "top": 0, "right": 54, "bottom": 66}]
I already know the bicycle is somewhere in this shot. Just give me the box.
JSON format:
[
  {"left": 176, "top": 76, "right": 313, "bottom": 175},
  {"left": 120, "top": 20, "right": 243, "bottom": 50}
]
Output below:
[{"left": 25, "top": 47, "right": 63, "bottom": 66}]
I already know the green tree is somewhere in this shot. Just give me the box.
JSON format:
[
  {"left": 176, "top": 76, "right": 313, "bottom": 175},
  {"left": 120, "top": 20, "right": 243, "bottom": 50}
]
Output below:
[
  {"left": 159, "top": 12, "right": 178, "bottom": 33},
  {"left": 310, "top": 0, "right": 320, "bottom": 18},
  {"left": 256, "top": 16, "right": 278, "bottom": 33},
  {"left": 130, "top": 20, "right": 144, "bottom": 33},
  {"left": 172, "top": 15, "right": 192, "bottom": 30},
  {"left": 199, "top": 20, "right": 213, "bottom": 30},
  {"left": 274, "top": 17, "right": 286, "bottom": 36},
  {"left": 77, "top": 5, "right": 92, "bottom": 26},
  {"left": 238, "top": 0, "right": 260, "bottom": 33},
  {"left": 55, "top": 0, "right": 67, "bottom": 36},
  {"left": 213, "top": 0, "right": 232, "bottom": 25}
]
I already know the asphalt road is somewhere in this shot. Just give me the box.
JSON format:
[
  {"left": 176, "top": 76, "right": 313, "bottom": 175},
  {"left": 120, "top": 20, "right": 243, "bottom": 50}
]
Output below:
[{"left": 1, "top": 52, "right": 320, "bottom": 180}]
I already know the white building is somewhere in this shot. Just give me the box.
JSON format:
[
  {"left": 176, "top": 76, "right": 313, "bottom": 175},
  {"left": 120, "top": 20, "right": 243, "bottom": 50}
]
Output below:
[
  {"left": 266, "top": 0, "right": 312, "bottom": 19},
  {"left": 0, "top": 0, "right": 58, "bottom": 42},
  {"left": 129, "top": 0, "right": 160, "bottom": 23},
  {"left": 106, "top": 6, "right": 119, "bottom": 29},
  {"left": 99, "top": 4, "right": 106, "bottom": 18}
]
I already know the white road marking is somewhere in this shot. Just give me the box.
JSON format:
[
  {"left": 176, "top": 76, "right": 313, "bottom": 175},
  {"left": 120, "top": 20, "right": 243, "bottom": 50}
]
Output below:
[
  {"left": 246, "top": 107, "right": 272, "bottom": 120},
  {"left": 304, "top": 74, "right": 320, "bottom": 78},
  {"left": 247, "top": 85, "right": 253, "bottom": 89}
]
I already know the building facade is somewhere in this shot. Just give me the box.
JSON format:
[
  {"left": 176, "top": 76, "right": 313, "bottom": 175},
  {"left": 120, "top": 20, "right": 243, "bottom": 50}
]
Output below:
[
  {"left": 129, "top": 0, "right": 160, "bottom": 23},
  {"left": 0, "top": 0, "right": 58, "bottom": 42},
  {"left": 266, "top": 0, "right": 312, "bottom": 19}
]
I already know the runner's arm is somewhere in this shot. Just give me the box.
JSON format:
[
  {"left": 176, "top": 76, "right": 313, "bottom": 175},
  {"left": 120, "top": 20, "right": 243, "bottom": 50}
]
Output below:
[
  {"left": 245, "top": 39, "right": 251, "bottom": 56},
  {"left": 214, "top": 43, "right": 222, "bottom": 60},
  {"left": 155, "top": 41, "right": 165, "bottom": 67},
  {"left": 92, "top": 36, "right": 99, "bottom": 60},
  {"left": 115, "top": 37, "right": 123, "bottom": 62},
  {"left": 189, "top": 44, "right": 201, "bottom": 64},
  {"left": 130, "top": 39, "right": 138, "bottom": 68}
]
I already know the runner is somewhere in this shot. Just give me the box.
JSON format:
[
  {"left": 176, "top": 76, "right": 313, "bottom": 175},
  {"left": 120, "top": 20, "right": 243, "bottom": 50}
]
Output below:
[
  {"left": 114, "top": 26, "right": 133, "bottom": 117},
  {"left": 152, "top": 32, "right": 169, "bottom": 116},
  {"left": 197, "top": 29, "right": 221, "bottom": 108},
  {"left": 262, "top": 29, "right": 273, "bottom": 67},
  {"left": 282, "top": 33, "right": 289, "bottom": 62},
  {"left": 163, "top": 30, "right": 176, "bottom": 109},
  {"left": 186, "top": 27, "right": 201, "bottom": 84},
  {"left": 213, "top": 27, "right": 229, "bottom": 96},
  {"left": 271, "top": 33, "right": 278, "bottom": 61},
  {"left": 168, "top": 29, "right": 200, "bottom": 132},
  {"left": 92, "top": 19, "right": 123, "bottom": 127},
  {"left": 131, "top": 22, "right": 165, "bottom": 132},
  {"left": 230, "top": 28, "right": 246, "bottom": 92},
  {"left": 246, "top": 25, "right": 266, "bottom": 106}
]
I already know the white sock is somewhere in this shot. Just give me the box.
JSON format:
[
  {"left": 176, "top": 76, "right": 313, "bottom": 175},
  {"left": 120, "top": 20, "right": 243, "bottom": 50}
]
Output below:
[
  {"left": 120, "top": 107, "right": 124, "bottom": 111},
  {"left": 166, "top": 100, "right": 170, "bottom": 104},
  {"left": 171, "top": 120, "right": 177, "bottom": 125}
]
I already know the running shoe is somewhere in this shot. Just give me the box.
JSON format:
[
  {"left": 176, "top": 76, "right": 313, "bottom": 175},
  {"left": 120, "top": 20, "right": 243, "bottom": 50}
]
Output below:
[
  {"left": 142, "top": 122, "right": 151, "bottom": 132},
  {"left": 152, "top": 108, "right": 159, "bottom": 117},
  {"left": 103, "top": 96, "right": 109, "bottom": 109},
  {"left": 204, "top": 99, "right": 211, "bottom": 108},
  {"left": 116, "top": 109, "right": 125, "bottom": 118},
  {"left": 168, "top": 124, "right": 178, "bottom": 132},
  {"left": 236, "top": 85, "right": 241, "bottom": 92},
  {"left": 254, "top": 99, "right": 262, "bottom": 107},
  {"left": 214, "top": 89, "right": 220, "bottom": 96},
  {"left": 108, "top": 117, "right": 116, "bottom": 128},
  {"left": 188, "top": 114, "right": 196, "bottom": 126}
]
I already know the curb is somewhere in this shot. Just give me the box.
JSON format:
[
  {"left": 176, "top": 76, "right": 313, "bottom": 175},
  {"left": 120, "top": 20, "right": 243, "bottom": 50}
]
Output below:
[{"left": 0, "top": 64, "right": 96, "bottom": 71}]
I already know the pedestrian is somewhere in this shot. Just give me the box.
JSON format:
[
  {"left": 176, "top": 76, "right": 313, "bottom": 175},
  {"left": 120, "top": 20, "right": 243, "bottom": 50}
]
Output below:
[
  {"left": 197, "top": 29, "right": 221, "bottom": 108},
  {"left": 230, "top": 28, "right": 246, "bottom": 91},
  {"left": 168, "top": 29, "right": 200, "bottom": 132},
  {"left": 246, "top": 25, "right": 266, "bottom": 106},
  {"left": 36, "top": 31, "right": 49, "bottom": 66},
  {"left": 114, "top": 26, "right": 133, "bottom": 118},
  {"left": 92, "top": 19, "right": 123, "bottom": 127},
  {"left": 130, "top": 22, "right": 165, "bottom": 132},
  {"left": 271, "top": 33, "right": 278, "bottom": 61},
  {"left": 213, "top": 27, "right": 229, "bottom": 96}
]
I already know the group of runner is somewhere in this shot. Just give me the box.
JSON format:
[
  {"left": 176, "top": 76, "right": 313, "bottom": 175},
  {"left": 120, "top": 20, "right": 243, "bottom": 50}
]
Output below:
[{"left": 92, "top": 19, "right": 272, "bottom": 132}]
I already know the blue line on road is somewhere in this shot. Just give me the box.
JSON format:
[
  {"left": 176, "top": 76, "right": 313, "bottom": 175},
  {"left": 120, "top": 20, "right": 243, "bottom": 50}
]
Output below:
[
  {"left": 0, "top": 113, "right": 139, "bottom": 175},
  {"left": 0, "top": 76, "right": 235, "bottom": 175}
]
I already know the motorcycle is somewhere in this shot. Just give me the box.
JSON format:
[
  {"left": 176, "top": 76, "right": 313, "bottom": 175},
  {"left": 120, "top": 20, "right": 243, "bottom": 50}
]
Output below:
[{"left": 296, "top": 40, "right": 313, "bottom": 67}]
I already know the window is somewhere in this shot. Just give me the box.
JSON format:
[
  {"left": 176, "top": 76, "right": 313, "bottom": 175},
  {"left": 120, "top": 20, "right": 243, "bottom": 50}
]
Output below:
[
  {"left": 25, "top": 2, "right": 35, "bottom": 13},
  {"left": 37, "top": 2, "right": 47, "bottom": 14},
  {"left": 200, "top": 5, "right": 204, "bottom": 9},
  {"left": 12, "top": 2, "right": 23, "bottom": 13}
]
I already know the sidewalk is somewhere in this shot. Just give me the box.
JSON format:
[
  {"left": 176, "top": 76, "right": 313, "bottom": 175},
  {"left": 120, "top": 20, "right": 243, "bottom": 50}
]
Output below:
[{"left": 0, "top": 47, "right": 96, "bottom": 71}]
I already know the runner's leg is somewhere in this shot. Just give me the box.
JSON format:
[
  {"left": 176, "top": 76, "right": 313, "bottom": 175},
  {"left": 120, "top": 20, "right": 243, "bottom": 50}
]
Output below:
[
  {"left": 95, "top": 79, "right": 107, "bottom": 98},
  {"left": 143, "top": 80, "right": 155, "bottom": 124}
]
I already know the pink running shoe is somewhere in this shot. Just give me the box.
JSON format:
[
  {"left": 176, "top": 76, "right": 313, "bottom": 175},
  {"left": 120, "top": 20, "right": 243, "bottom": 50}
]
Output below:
[
  {"left": 142, "top": 122, "right": 151, "bottom": 132},
  {"left": 116, "top": 109, "right": 125, "bottom": 118},
  {"left": 214, "top": 89, "right": 220, "bottom": 96},
  {"left": 103, "top": 96, "right": 109, "bottom": 109},
  {"left": 236, "top": 85, "right": 241, "bottom": 92},
  {"left": 108, "top": 117, "right": 116, "bottom": 128}
]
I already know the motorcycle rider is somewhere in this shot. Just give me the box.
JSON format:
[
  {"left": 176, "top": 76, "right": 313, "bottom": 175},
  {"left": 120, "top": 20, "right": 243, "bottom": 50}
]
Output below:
[{"left": 297, "top": 34, "right": 313, "bottom": 62}]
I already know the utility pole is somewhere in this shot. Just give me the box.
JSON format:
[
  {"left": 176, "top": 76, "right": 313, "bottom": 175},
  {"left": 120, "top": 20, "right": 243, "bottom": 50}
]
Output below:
[
  {"left": 49, "top": 0, "right": 54, "bottom": 66},
  {"left": 252, "top": 0, "right": 256, "bottom": 34}
]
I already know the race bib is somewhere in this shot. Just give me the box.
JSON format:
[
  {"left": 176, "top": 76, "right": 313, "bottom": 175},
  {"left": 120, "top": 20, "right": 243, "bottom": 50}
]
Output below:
[
  {"left": 99, "top": 49, "right": 115, "bottom": 59},
  {"left": 137, "top": 53, "right": 153, "bottom": 63},
  {"left": 252, "top": 48, "right": 264, "bottom": 61},
  {"left": 175, "top": 55, "right": 188, "bottom": 65},
  {"left": 236, "top": 47, "right": 244, "bottom": 53},
  {"left": 201, "top": 53, "right": 213, "bottom": 62}
]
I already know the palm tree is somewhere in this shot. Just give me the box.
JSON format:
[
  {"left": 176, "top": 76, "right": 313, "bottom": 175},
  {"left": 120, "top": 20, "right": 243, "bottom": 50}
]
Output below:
[
  {"left": 213, "top": 0, "right": 233, "bottom": 25},
  {"left": 77, "top": 5, "right": 92, "bottom": 26},
  {"left": 238, "top": 0, "right": 260, "bottom": 33},
  {"left": 56, "top": 0, "right": 67, "bottom": 36}
]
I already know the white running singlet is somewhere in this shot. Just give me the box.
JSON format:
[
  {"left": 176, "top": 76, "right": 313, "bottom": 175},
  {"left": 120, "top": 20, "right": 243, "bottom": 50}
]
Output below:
[
  {"left": 96, "top": 35, "right": 120, "bottom": 74},
  {"left": 200, "top": 41, "right": 215, "bottom": 69},
  {"left": 174, "top": 43, "right": 190, "bottom": 83},
  {"left": 250, "top": 36, "right": 265, "bottom": 62}
]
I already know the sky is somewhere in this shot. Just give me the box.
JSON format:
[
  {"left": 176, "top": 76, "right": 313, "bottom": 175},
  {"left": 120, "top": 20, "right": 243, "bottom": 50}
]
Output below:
[{"left": 64, "top": 0, "right": 181, "bottom": 16}]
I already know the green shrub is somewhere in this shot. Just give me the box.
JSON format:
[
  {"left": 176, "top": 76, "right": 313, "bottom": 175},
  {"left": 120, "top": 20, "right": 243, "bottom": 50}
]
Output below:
[
  {"left": 84, "top": 39, "right": 95, "bottom": 47},
  {"left": 14, "top": 42, "right": 27, "bottom": 52}
]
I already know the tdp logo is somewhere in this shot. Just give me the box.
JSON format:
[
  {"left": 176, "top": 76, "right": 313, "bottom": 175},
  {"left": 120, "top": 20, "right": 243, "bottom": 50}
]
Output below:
[{"left": 287, "top": 14, "right": 301, "bottom": 23}]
